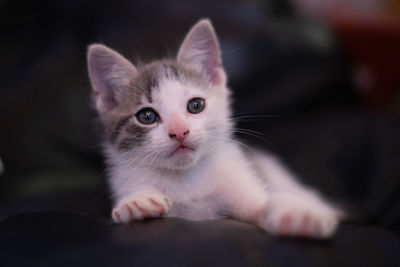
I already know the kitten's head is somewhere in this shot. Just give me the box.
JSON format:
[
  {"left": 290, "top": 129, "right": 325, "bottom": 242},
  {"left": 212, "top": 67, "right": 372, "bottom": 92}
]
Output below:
[{"left": 87, "top": 19, "right": 232, "bottom": 170}]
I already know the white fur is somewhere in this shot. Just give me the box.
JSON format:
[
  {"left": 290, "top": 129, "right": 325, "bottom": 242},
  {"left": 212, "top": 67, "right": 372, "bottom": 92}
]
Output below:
[
  {"left": 107, "top": 73, "right": 341, "bottom": 238},
  {"left": 90, "top": 19, "right": 342, "bottom": 239}
]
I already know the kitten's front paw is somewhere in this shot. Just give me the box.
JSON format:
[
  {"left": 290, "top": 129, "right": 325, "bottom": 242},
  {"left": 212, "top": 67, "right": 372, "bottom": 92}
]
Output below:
[
  {"left": 112, "top": 193, "right": 172, "bottom": 224},
  {"left": 261, "top": 193, "right": 339, "bottom": 239}
]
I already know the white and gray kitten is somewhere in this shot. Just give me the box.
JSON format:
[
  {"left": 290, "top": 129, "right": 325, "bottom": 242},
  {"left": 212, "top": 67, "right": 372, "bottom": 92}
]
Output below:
[{"left": 87, "top": 19, "right": 342, "bottom": 238}]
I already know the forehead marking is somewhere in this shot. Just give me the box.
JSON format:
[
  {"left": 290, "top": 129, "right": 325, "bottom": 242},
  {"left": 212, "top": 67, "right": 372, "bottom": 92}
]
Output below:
[{"left": 131, "top": 60, "right": 207, "bottom": 104}]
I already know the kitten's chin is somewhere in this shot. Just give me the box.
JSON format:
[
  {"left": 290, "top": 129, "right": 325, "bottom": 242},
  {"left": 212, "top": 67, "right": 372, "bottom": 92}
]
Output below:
[{"left": 163, "top": 149, "right": 203, "bottom": 171}]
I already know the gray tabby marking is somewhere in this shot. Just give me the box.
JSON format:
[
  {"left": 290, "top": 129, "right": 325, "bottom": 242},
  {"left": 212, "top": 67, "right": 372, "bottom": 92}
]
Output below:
[
  {"left": 110, "top": 114, "right": 134, "bottom": 143},
  {"left": 118, "top": 124, "right": 150, "bottom": 151}
]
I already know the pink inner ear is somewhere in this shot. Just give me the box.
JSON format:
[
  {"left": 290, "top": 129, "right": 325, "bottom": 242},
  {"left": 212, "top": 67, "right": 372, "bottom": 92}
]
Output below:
[
  {"left": 196, "top": 27, "right": 222, "bottom": 86},
  {"left": 89, "top": 68, "right": 117, "bottom": 110},
  {"left": 177, "top": 20, "right": 223, "bottom": 86},
  {"left": 87, "top": 44, "right": 137, "bottom": 111},
  {"left": 205, "top": 54, "right": 222, "bottom": 86},
  {"left": 98, "top": 89, "right": 116, "bottom": 110},
  {"left": 199, "top": 37, "right": 221, "bottom": 86}
]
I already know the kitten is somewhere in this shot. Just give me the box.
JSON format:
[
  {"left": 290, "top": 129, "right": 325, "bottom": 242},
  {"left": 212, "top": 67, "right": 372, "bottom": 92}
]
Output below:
[{"left": 87, "top": 19, "right": 342, "bottom": 238}]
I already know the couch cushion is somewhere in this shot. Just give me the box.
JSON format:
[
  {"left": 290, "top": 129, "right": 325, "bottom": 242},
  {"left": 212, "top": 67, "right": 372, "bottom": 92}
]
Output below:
[{"left": 1, "top": 212, "right": 399, "bottom": 267}]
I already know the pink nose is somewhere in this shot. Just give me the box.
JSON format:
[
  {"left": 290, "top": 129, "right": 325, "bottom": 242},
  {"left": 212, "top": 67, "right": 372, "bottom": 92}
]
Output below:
[{"left": 169, "top": 128, "right": 190, "bottom": 143}]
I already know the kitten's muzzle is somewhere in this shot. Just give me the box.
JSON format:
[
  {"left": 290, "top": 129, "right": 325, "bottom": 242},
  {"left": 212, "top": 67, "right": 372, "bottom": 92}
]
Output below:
[
  {"left": 168, "top": 144, "right": 194, "bottom": 158},
  {"left": 168, "top": 129, "right": 190, "bottom": 143}
]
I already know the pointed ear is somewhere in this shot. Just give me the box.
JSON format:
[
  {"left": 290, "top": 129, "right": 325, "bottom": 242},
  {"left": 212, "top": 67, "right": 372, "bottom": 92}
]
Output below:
[
  {"left": 87, "top": 44, "right": 137, "bottom": 112},
  {"left": 177, "top": 19, "right": 225, "bottom": 86}
]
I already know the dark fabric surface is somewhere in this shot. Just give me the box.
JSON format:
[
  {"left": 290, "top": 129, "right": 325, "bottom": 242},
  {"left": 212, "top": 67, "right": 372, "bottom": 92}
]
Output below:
[{"left": 1, "top": 212, "right": 399, "bottom": 267}]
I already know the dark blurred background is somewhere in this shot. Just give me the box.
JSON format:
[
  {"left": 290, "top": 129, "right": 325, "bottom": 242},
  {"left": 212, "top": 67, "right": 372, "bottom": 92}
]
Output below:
[{"left": 0, "top": 0, "right": 399, "bottom": 232}]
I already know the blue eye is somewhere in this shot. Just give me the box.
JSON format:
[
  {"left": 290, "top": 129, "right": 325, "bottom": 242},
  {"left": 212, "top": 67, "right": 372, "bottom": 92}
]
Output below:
[
  {"left": 136, "top": 108, "right": 159, "bottom": 125},
  {"left": 187, "top": 98, "right": 205, "bottom": 114}
]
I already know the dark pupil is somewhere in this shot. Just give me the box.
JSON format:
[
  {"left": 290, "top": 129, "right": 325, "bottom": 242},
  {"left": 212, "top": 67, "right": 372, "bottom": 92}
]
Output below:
[
  {"left": 145, "top": 112, "right": 152, "bottom": 120},
  {"left": 188, "top": 98, "right": 204, "bottom": 114},
  {"left": 136, "top": 109, "right": 157, "bottom": 125}
]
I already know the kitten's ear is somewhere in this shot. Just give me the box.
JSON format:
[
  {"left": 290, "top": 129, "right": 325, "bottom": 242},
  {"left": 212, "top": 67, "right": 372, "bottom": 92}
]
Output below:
[
  {"left": 177, "top": 19, "right": 225, "bottom": 86},
  {"left": 87, "top": 44, "right": 137, "bottom": 112}
]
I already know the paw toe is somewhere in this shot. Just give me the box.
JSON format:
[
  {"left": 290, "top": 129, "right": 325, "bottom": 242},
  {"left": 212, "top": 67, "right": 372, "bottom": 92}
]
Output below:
[
  {"left": 112, "top": 194, "right": 172, "bottom": 223},
  {"left": 149, "top": 198, "right": 166, "bottom": 216},
  {"left": 112, "top": 210, "right": 121, "bottom": 223},
  {"left": 298, "top": 214, "right": 311, "bottom": 237},
  {"left": 277, "top": 215, "right": 291, "bottom": 236}
]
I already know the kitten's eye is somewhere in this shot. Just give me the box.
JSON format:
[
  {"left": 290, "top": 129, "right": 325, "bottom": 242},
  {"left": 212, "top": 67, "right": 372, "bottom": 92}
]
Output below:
[
  {"left": 187, "top": 98, "right": 205, "bottom": 114},
  {"left": 136, "top": 108, "right": 159, "bottom": 125}
]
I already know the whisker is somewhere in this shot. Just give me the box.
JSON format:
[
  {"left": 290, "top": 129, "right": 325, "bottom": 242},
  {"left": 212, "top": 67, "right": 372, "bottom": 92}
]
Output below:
[
  {"left": 207, "top": 135, "right": 257, "bottom": 153},
  {"left": 234, "top": 127, "right": 263, "bottom": 135},
  {"left": 233, "top": 130, "right": 272, "bottom": 144},
  {"left": 229, "top": 114, "right": 279, "bottom": 123},
  {"left": 222, "top": 45, "right": 245, "bottom": 55}
]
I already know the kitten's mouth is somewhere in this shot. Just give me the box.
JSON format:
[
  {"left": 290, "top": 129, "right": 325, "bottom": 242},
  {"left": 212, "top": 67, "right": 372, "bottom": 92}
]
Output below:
[{"left": 169, "top": 145, "right": 195, "bottom": 157}]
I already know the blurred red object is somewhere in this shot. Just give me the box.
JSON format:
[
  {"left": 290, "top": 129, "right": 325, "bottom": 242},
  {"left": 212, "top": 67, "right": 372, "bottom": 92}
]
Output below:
[
  {"left": 330, "top": 14, "right": 400, "bottom": 109},
  {"left": 293, "top": 0, "right": 400, "bottom": 109}
]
